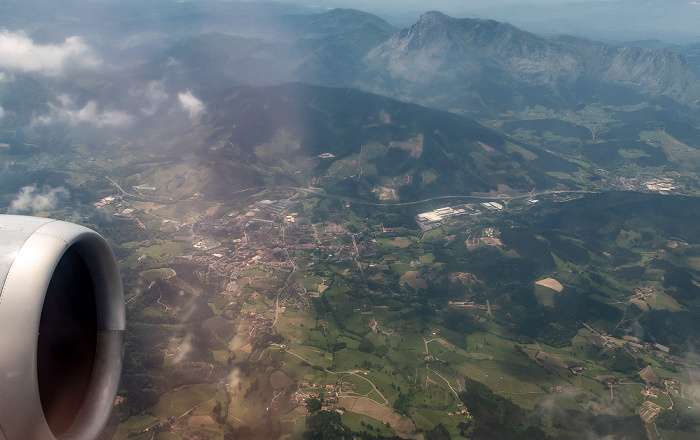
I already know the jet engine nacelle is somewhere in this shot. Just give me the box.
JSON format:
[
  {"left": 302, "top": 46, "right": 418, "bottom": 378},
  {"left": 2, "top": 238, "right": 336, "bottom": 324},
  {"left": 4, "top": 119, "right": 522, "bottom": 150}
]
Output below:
[{"left": 0, "top": 215, "right": 125, "bottom": 440}]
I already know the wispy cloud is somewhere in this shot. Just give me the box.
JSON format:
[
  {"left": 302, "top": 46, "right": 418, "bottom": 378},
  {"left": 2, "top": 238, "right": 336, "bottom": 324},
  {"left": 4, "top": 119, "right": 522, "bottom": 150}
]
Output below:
[
  {"left": 136, "top": 80, "right": 169, "bottom": 115},
  {"left": 0, "top": 30, "right": 99, "bottom": 75},
  {"left": 227, "top": 368, "right": 242, "bottom": 390},
  {"left": 178, "top": 90, "right": 205, "bottom": 119},
  {"left": 0, "top": 105, "right": 4, "bottom": 119},
  {"left": 33, "top": 94, "right": 132, "bottom": 127},
  {"left": 6, "top": 185, "right": 69, "bottom": 214}
]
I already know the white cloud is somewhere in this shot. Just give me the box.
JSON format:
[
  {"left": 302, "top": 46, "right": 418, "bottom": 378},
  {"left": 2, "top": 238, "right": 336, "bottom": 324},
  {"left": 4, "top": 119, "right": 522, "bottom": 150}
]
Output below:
[
  {"left": 0, "top": 30, "right": 99, "bottom": 75},
  {"left": 178, "top": 333, "right": 194, "bottom": 362},
  {"left": 227, "top": 368, "right": 242, "bottom": 390},
  {"left": 0, "top": 105, "right": 4, "bottom": 119},
  {"left": 168, "top": 330, "right": 194, "bottom": 364},
  {"left": 134, "top": 80, "right": 169, "bottom": 115},
  {"left": 7, "top": 185, "right": 69, "bottom": 214},
  {"left": 178, "top": 90, "right": 205, "bottom": 119},
  {"left": 33, "top": 95, "right": 132, "bottom": 127}
]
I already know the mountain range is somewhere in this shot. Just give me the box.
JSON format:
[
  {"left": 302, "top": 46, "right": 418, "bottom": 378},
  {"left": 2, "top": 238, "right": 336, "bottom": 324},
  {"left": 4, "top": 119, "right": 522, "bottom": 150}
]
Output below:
[
  {"left": 3, "top": 2, "right": 700, "bottom": 116},
  {"left": 2, "top": 2, "right": 700, "bottom": 204},
  {"left": 362, "top": 12, "right": 700, "bottom": 113},
  {"left": 155, "top": 8, "right": 700, "bottom": 115},
  {"left": 197, "top": 82, "right": 578, "bottom": 200}
]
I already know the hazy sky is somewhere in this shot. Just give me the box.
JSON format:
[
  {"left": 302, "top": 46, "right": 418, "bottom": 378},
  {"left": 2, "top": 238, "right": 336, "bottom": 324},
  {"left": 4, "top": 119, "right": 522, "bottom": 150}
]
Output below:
[{"left": 286, "top": 0, "right": 700, "bottom": 43}]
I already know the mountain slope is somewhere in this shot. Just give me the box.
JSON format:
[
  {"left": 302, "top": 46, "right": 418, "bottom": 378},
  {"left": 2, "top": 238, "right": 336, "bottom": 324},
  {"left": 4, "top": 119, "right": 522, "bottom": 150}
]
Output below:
[
  {"left": 281, "top": 8, "right": 396, "bottom": 38},
  {"left": 199, "top": 83, "right": 580, "bottom": 200},
  {"left": 164, "top": 9, "right": 396, "bottom": 91},
  {"left": 362, "top": 11, "right": 700, "bottom": 113},
  {"left": 138, "top": 10, "right": 700, "bottom": 115}
]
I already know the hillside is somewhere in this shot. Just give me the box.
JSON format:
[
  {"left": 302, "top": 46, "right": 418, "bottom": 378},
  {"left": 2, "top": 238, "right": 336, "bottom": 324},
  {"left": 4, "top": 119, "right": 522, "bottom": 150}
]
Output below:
[
  {"left": 199, "top": 83, "right": 579, "bottom": 200},
  {"left": 101, "top": 7, "right": 700, "bottom": 115},
  {"left": 362, "top": 12, "right": 700, "bottom": 113}
]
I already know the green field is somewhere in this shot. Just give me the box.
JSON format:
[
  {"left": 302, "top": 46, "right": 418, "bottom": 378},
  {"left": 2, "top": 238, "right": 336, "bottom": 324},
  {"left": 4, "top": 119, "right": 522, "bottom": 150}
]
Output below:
[
  {"left": 149, "top": 384, "right": 219, "bottom": 420},
  {"left": 110, "top": 187, "right": 700, "bottom": 439},
  {"left": 140, "top": 267, "right": 176, "bottom": 282}
]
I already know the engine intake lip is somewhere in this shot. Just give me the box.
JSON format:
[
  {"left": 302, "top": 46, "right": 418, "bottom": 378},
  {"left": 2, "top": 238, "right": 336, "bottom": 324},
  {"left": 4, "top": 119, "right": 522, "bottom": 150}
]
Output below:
[{"left": 0, "top": 217, "right": 124, "bottom": 440}]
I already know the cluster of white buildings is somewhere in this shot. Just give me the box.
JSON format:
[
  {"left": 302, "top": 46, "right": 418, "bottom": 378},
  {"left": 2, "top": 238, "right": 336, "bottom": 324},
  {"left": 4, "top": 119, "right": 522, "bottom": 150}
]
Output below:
[
  {"left": 644, "top": 178, "right": 676, "bottom": 192},
  {"left": 416, "top": 206, "right": 468, "bottom": 229},
  {"left": 416, "top": 202, "right": 502, "bottom": 230},
  {"left": 480, "top": 201, "right": 504, "bottom": 211}
]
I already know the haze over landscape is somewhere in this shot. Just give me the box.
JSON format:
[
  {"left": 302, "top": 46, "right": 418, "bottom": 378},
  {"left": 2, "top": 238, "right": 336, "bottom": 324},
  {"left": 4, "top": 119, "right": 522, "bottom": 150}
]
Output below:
[
  {"left": 282, "top": 0, "right": 700, "bottom": 44},
  {"left": 2, "top": 0, "right": 700, "bottom": 439}
]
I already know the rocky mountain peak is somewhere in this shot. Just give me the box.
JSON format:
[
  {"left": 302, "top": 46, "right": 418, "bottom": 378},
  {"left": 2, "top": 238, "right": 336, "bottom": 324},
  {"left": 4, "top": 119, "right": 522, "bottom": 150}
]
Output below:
[
  {"left": 364, "top": 12, "right": 700, "bottom": 108},
  {"left": 417, "top": 10, "right": 451, "bottom": 23}
]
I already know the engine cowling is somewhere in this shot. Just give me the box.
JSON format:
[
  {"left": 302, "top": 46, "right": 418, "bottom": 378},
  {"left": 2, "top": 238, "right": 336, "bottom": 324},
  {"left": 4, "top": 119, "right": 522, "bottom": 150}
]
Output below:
[{"left": 0, "top": 215, "right": 125, "bottom": 440}]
